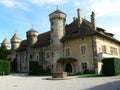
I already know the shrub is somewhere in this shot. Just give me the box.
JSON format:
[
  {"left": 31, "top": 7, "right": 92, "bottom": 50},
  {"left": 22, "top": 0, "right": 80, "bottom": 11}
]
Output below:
[
  {"left": 29, "top": 61, "right": 39, "bottom": 75},
  {"left": 0, "top": 60, "right": 10, "bottom": 75},
  {"left": 102, "top": 58, "right": 120, "bottom": 76},
  {"left": 83, "top": 69, "right": 95, "bottom": 74}
]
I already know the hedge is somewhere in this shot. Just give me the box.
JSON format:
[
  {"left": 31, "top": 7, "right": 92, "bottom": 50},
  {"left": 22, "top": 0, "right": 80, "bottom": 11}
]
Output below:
[
  {"left": 29, "top": 61, "right": 39, "bottom": 75},
  {"left": 0, "top": 60, "right": 10, "bottom": 75},
  {"left": 102, "top": 58, "right": 120, "bottom": 76}
]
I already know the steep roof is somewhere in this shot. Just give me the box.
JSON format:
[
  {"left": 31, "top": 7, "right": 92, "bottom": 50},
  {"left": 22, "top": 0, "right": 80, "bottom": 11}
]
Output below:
[
  {"left": 61, "top": 19, "right": 96, "bottom": 41},
  {"left": 61, "top": 19, "right": 120, "bottom": 44},
  {"left": 11, "top": 33, "right": 20, "bottom": 40},
  {"left": 49, "top": 9, "right": 66, "bottom": 16},
  {"left": 16, "top": 31, "right": 50, "bottom": 52},
  {"left": 16, "top": 40, "right": 27, "bottom": 52},
  {"left": 33, "top": 31, "right": 50, "bottom": 48},
  {"left": 2, "top": 38, "right": 10, "bottom": 44},
  {"left": 26, "top": 28, "right": 38, "bottom": 33}
]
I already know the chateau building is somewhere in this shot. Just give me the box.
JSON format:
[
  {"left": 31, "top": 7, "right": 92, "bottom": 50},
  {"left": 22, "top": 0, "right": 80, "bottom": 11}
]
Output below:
[{"left": 1, "top": 8, "right": 120, "bottom": 74}]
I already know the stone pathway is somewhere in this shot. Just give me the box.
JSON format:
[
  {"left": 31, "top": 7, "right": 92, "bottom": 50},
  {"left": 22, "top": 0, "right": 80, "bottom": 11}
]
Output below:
[{"left": 0, "top": 73, "right": 120, "bottom": 90}]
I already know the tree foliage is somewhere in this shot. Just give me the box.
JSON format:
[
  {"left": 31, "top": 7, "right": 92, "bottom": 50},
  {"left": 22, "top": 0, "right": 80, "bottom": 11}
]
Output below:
[
  {"left": 0, "top": 46, "right": 10, "bottom": 60},
  {"left": 0, "top": 60, "right": 10, "bottom": 75}
]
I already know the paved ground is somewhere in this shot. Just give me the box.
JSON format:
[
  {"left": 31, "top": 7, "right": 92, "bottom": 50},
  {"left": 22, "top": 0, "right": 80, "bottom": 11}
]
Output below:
[{"left": 0, "top": 73, "right": 120, "bottom": 90}]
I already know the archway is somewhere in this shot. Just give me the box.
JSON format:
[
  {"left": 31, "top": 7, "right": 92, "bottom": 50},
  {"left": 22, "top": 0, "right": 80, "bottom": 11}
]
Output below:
[{"left": 65, "top": 63, "right": 72, "bottom": 73}]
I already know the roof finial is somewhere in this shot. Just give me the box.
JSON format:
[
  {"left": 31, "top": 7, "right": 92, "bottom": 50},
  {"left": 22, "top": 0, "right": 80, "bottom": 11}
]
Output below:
[
  {"left": 31, "top": 25, "right": 33, "bottom": 29},
  {"left": 15, "top": 29, "right": 17, "bottom": 33},
  {"left": 57, "top": 5, "right": 59, "bottom": 10}
]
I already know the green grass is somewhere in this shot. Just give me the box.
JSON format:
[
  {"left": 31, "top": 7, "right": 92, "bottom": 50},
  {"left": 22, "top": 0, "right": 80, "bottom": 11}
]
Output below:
[{"left": 75, "top": 74, "right": 103, "bottom": 77}]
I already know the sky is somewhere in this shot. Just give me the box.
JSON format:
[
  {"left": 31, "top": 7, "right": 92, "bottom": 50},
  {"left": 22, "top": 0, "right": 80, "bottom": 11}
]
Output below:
[{"left": 0, "top": 0, "right": 120, "bottom": 45}]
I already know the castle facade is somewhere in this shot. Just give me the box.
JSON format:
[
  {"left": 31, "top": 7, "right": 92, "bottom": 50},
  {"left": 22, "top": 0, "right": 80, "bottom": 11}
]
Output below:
[{"left": 1, "top": 9, "right": 120, "bottom": 74}]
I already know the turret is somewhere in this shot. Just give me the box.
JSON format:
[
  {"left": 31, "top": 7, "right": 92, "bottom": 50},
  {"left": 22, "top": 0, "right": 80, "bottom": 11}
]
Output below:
[
  {"left": 91, "top": 11, "right": 96, "bottom": 30},
  {"left": 77, "top": 8, "right": 82, "bottom": 27},
  {"left": 11, "top": 33, "right": 21, "bottom": 50},
  {"left": 26, "top": 28, "right": 39, "bottom": 45},
  {"left": 1, "top": 38, "right": 10, "bottom": 50},
  {"left": 49, "top": 9, "right": 66, "bottom": 72}
]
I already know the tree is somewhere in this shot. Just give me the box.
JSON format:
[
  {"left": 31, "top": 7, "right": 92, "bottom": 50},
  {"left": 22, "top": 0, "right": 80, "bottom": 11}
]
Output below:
[{"left": 0, "top": 46, "right": 10, "bottom": 60}]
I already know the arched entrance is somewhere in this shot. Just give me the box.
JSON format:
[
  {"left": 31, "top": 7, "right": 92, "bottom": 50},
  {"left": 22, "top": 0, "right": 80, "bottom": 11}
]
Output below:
[{"left": 65, "top": 63, "right": 72, "bottom": 73}]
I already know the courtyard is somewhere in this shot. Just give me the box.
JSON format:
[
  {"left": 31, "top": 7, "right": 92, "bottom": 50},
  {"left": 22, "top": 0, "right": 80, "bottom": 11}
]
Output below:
[{"left": 0, "top": 73, "right": 120, "bottom": 90}]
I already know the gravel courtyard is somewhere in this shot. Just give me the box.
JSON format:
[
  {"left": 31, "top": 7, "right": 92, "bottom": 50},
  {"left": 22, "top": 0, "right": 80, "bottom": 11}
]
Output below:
[{"left": 0, "top": 73, "right": 120, "bottom": 90}]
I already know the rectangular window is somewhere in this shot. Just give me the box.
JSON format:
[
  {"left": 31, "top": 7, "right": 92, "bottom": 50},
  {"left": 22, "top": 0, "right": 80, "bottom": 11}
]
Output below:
[
  {"left": 30, "top": 55, "right": 33, "bottom": 60},
  {"left": 66, "top": 48, "right": 70, "bottom": 56},
  {"left": 46, "top": 51, "right": 50, "bottom": 59},
  {"left": 102, "top": 45, "right": 106, "bottom": 53},
  {"left": 80, "top": 45, "right": 86, "bottom": 55},
  {"left": 37, "top": 55, "right": 39, "bottom": 60},
  {"left": 51, "top": 52, "right": 53, "bottom": 57},
  {"left": 81, "top": 62, "right": 88, "bottom": 70},
  {"left": 110, "top": 47, "right": 118, "bottom": 55}
]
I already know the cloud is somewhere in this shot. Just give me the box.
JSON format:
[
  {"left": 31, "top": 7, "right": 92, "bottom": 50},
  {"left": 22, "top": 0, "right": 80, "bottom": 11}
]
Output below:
[
  {"left": 29, "top": 0, "right": 70, "bottom": 6},
  {"left": 0, "top": 0, "right": 29, "bottom": 11},
  {"left": 74, "top": 0, "right": 120, "bottom": 17}
]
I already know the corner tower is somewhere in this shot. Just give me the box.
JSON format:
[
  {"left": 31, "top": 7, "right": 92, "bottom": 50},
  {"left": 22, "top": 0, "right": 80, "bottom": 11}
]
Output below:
[{"left": 49, "top": 9, "right": 66, "bottom": 72}]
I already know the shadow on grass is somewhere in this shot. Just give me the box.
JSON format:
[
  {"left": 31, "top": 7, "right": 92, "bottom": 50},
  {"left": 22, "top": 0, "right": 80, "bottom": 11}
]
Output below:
[{"left": 86, "top": 80, "right": 120, "bottom": 90}]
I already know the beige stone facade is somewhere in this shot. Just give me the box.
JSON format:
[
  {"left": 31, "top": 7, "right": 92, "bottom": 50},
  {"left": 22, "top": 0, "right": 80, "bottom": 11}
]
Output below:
[{"left": 2, "top": 8, "right": 120, "bottom": 75}]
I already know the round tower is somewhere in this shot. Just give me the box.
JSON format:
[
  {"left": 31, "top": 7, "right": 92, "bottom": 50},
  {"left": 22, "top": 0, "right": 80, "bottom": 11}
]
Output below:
[
  {"left": 1, "top": 38, "right": 10, "bottom": 50},
  {"left": 11, "top": 33, "right": 21, "bottom": 50},
  {"left": 49, "top": 9, "right": 66, "bottom": 72},
  {"left": 26, "top": 28, "right": 38, "bottom": 45}
]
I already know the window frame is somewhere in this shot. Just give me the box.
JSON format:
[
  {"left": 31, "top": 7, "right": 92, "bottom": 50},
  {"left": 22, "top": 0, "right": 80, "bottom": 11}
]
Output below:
[
  {"left": 80, "top": 44, "right": 87, "bottom": 56},
  {"left": 46, "top": 51, "right": 50, "bottom": 60},
  {"left": 81, "top": 61, "right": 88, "bottom": 70},
  {"left": 65, "top": 48, "right": 71, "bottom": 57}
]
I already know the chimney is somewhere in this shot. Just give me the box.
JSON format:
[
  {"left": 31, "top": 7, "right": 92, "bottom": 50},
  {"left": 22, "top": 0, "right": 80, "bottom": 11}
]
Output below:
[
  {"left": 77, "top": 8, "right": 82, "bottom": 27},
  {"left": 91, "top": 11, "right": 96, "bottom": 30}
]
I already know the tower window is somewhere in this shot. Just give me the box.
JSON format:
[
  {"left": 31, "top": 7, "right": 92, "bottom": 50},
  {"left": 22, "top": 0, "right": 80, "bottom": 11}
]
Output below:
[
  {"left": 51, "top": 28, "right": 53, "bottom": 32},
  {"left": 51, "top": 22, "right": 54, "bottom": 26}
]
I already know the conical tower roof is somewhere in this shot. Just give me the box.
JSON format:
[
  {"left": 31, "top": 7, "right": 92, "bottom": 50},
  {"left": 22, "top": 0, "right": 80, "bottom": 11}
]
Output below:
[
  {"left": 27, "top": 28, "right": 38, "bottom": 33},
  {"left": 49, "top": 9, "right": 66, "bottom": 16},
  {"left": 2, "top": 38, "right": 10, "bottom": 44},
  {"left": 11, "top": 33, "right": 20, "bottom": 40}
]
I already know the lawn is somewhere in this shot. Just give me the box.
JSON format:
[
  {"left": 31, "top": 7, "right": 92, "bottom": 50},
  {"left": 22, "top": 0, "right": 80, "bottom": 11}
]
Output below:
[{"left": 75, "top": 74, "right": 103, "bottom": 77}]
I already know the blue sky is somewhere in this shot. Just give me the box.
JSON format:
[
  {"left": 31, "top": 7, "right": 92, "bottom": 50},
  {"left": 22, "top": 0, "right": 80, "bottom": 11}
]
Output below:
[{"left": 0, "top": 0, "right": 120, "bottom": 44}]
